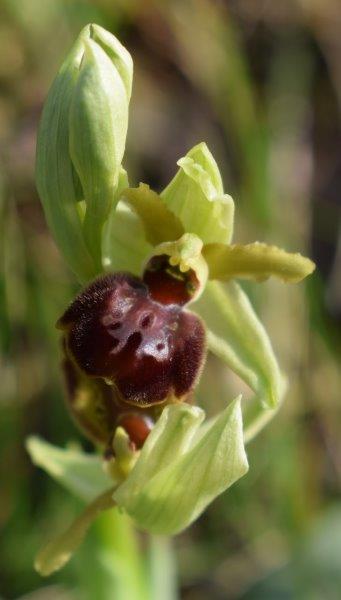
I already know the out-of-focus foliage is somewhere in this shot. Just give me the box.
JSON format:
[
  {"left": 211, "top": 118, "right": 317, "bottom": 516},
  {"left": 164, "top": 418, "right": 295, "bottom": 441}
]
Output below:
[{"left": 0, "top": 0, "right": 340, "bottom": 598}]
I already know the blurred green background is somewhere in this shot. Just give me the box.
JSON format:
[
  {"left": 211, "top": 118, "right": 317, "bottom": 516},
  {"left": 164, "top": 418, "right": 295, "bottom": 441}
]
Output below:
[{"left": 1, "top": 1, "right": 341, "bottom": 598}]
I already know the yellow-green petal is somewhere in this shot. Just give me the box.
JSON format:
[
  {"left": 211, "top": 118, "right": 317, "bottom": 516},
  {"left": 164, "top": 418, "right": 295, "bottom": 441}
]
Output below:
[
  {"left": 123, "top": 183, "right": 184, "bottom": 246},
  {"left": 203, "top": 242, "right": 316, "bottom": 283}
]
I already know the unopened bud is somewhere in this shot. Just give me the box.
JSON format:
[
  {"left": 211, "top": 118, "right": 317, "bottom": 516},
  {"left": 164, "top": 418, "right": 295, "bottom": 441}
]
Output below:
[{"left": 36, "top": 24, "right": 133, "bottom": 279}]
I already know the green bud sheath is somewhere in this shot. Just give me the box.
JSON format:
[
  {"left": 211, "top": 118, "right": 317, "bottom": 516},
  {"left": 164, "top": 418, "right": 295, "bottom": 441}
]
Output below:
[
  {"left": 36, "top": 24, "right": 133, "bottom": 280},
  {"left": 36, "top": 27, "right": 95, "bottom": 281},
  {"left": 69, "top": 32, "right": 131, "bottom": 267}
]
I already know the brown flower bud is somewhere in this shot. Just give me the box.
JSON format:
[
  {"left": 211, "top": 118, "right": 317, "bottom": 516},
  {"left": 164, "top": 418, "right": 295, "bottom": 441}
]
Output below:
[
  {"left": 62, "top": 345, "right": 155, "bottom": 448},
  {"left": 58, "top": 272, "right": 206, "bottom": 408},
  {"left": 143, "top": 255, "right": 199, "bottom": 305},
  {"left": 117, "top": 413, "right": 154, "bottom": 450}
]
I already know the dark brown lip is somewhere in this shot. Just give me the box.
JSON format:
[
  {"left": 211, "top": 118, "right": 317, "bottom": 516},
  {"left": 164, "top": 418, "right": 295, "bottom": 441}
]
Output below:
[{"left": 60, "top": 272, "right": 207, "bottom": 408}]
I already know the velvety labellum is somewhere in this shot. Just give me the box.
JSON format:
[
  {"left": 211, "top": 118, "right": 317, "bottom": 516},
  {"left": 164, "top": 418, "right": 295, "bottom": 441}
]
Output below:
[
  {"left": 58, "top": 272, "right": 206, "bottom": 411},
  {"left": 62, "top": 345, "right": 156, "bottom": 449}
]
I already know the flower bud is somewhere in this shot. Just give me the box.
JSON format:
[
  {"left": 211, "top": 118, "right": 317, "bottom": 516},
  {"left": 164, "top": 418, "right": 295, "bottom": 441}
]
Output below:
[
  {"left": 58, "top": 272, "right": 206, "bottom": 408},
  {"left": 116, "top": 413, "right": 154, "bottom": 449},
  {"left": 36, "top": 24, "right": 133, "bottom": 280},
  {"left": 143, "top": 233, "right": 208, "bottom": 305}
]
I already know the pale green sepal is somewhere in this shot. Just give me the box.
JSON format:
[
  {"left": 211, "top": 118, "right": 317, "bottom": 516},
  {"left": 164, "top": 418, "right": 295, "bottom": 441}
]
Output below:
[
  {"left": 69, "top": 38, "right": 131, "bottom": 265},
  {"left": 26, "top": 436, "right": 113, "bottom": 502},
  {"left": 35, "top": 487, "right": 116, "bottom": 576},
  {"left": 102, "top": 199, "right": 153, "bottom": 275},
  {"left": 161, "top": 142, "right": 234, "bottom": 244},
  {"left": 123, "top": 184, "right": 185, "bottom": 246},
  {"left": 185, "top": 142, "right": 224, "bottom": 195},
  {"left": 114, "top": 398, "right": 248, "bottom": 534},
  {"left": 194, "top": 281, "right": 283, "bottom": 408},
  {"left": 145, "top": 233, "right": 208, "bottom": 302},
  {"left": 203, "top": 242, "right": 316, "bottom": 283},
  {"left": 35, "top": 26, "right": 96, "bottom": 282}
]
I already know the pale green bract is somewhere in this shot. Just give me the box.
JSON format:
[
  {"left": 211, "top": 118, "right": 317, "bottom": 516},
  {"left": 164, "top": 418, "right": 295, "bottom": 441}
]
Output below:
[
  {"left": 114, "top": 398, "right": 248, "bottom": 534},
  {"left": 26, "top": 399, "right": 248, "bottom": 575}
]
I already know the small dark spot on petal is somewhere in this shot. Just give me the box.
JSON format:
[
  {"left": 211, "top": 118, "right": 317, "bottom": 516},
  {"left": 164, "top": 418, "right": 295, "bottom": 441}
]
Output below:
[{"left": 140, "top": 313, "right": 153, "bottom": 328}]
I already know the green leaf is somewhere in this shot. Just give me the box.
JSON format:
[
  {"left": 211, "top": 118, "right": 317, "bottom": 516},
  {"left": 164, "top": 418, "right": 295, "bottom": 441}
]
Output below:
[
  {"left": 69, "top": 38, "right": 131, "bottom": 266},
  {"left": 123, "top": 184, "right": 184, "bottom": 246},
  {"left": 203, "top": 242, "right": 316, "bottom": 283},
  {"left": 194, "top": 281, "right": 284, "bottom": 408},
  {"left": 26, "top": 436, "right": 112, "bottom": 502},
  {"left": 161, "top": 142, "right": 234, "bottom": 244},
  {"left": 35, "top": 26, "right": 96, "bottom": 282},
  {"left": 114, "top": 398, "right": 248, "bottom": 534}
]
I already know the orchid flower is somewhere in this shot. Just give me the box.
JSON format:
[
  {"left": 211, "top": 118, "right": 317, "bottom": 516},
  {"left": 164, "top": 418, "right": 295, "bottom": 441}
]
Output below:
[{"left": 28, "top": 23, "right": 315, "bottom": 577}]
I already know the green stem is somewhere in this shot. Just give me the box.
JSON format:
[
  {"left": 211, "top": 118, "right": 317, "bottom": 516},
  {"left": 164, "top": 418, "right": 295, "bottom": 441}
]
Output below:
[
  {"left": 95, "top": 508, "right": 149, "bottom": 600},
  {"left": 149, "top": 536, "right": 178, "bottom": 600}
]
